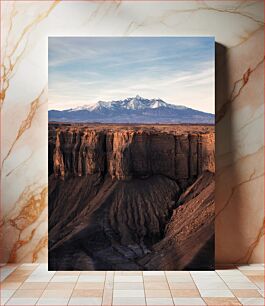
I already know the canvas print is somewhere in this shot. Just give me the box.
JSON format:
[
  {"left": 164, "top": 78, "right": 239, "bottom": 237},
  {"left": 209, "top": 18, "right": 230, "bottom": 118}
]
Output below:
[{"left": 48, "top": 37, "right": 215, "bottom": 270}]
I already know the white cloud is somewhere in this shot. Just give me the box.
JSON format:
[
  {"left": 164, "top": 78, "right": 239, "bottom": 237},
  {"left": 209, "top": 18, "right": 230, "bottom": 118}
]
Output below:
[{"left": 49, "top": 60, "right": 214, "bottom": 113}]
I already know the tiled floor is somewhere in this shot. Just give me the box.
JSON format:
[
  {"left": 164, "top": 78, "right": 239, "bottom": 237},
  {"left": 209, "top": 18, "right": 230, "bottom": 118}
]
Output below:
[{"left": 0, "top": 264, "right": 264, "bottom": 305}]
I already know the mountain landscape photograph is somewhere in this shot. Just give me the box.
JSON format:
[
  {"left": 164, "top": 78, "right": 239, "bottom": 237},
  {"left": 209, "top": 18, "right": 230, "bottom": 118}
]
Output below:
[{"left": 48, "top": 37, "right": 215, "bottom": 270}]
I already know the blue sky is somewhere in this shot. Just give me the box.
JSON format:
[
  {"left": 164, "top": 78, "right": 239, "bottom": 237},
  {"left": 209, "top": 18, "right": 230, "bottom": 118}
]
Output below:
[{"left": 49, "top": 37, "right": 214, "bottom": 113}]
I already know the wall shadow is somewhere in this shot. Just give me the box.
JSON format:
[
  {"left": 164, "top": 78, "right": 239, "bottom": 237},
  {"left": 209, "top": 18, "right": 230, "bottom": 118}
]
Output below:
[{"left": 215, "top": 42, "right": 240, "bottom": 264}]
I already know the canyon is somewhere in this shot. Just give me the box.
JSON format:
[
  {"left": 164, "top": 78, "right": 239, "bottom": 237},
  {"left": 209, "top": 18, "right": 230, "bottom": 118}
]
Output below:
[{"left": 48, "top": 123, "right": 215, "bottom": 270}]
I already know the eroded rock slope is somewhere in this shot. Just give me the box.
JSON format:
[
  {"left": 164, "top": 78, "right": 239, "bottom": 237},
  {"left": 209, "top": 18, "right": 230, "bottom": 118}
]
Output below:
[{"left": 48, "top": 124, "right": 215, "bottom": 270}]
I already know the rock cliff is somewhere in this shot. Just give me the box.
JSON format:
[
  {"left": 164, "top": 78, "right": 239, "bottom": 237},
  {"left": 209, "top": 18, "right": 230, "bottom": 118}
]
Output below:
[
  {"left": 48, "top": 123, "right": 215, "bottom": 270},
  {"left": 49, "top": 125, "right": 214, "bottom": 183}
]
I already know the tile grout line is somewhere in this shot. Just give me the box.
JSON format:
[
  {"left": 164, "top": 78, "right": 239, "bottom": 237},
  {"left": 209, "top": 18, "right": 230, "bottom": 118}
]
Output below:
[
  {"left": 202, "top": 268, "right": 246, "bottom": 305},
  {"left": 67, "top": 271, "right": 81, "bottom": 305},
  {"left": 101, "top": 270, "right": 107, "bottom": 306},
  {"left": 113, "top": 270, "right": 116, "bottom": 306},
  {"left": 217, "top": 266, "right": 252, "bottom": 305},
  {"left": 110, "top": 271, "right": 114, "bottom": 306},
  {"left": 142, "top": 270, "right": 148, "bottom": 306},
  {"left": 34, "top": 266, "right": 52, "bottom": 306},
  {"left": 190, "top": 270, "right": 227, "bottom": 305},
  {"left": 2, "top": 264, "right": 21, "bottom": 305},
  {"left": 3, "top": 264, "right": 44, "bottom": 306},
  {"left": 165, "top": 270, "right": 175, "bottom": 305}
]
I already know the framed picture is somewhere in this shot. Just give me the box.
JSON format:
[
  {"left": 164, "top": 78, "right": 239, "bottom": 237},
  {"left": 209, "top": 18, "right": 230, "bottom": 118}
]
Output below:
[{"left": 48, "top": 37, "right": 215, "bottom": 270}]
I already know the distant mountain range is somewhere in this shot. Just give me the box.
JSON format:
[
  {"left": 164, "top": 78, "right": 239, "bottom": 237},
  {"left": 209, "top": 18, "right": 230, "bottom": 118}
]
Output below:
[{"left": 48, "top": 95, "right": 214, "bottom": 124}]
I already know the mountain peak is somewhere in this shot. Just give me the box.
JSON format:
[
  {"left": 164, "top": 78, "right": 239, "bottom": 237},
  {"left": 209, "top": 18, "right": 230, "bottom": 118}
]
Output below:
[
  {"left": 70, "top": 96, "right": 190, "bottom": 112},
  {"left": 49, "top": 96, "right": 214, "bottom": 124}
]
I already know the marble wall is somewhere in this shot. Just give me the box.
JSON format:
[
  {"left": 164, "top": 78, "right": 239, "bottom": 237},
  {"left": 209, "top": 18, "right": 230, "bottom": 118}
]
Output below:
[{"left": 1, "top": 0, "right": 264, "bottom": 264}]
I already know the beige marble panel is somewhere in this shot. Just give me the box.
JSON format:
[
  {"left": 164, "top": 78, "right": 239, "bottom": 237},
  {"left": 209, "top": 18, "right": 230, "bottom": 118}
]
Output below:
[{"left": 0, "top": 0, "right": 264, "bottom": 263}]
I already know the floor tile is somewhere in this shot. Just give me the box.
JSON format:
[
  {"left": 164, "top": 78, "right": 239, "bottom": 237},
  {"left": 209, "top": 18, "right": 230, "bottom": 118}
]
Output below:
[
  {"left": 167, "top": 276, "right": 193, "bottom": 283},
  {"left": 203, "top": 297, "right": 242, "bottom": 305},
  {"left": 143, "top": 271, "right": 165, "bottom": 276},
  {"left": 190, "top": 272, "right": 216, "bottom": 278},
  {"left": 115, "top": 271, "right": 142, "bottom": 276},
  {"left": 199, "top": 289, "right": 234, "bottom": 297},
  {"left": 255, "top": 282, "right": 264, "bottom": 290},
  {"left": 226, "top": 282, "right": 258, "bottom": 289},
  {"left": 258, "top": 290, "right": 264, "bottom": 297},
  {"left": 113, "top": 289, "right": 145, "bottom": 297},
  {"left": 144, "top": 282, "right": 169, "bottom": 290},
  {"left": 168, "top": 282, "right": 197, "bottom": 289},
  {"left": 0, "top": 289, "right": 15, "bottom": 298},
  {"left": 80, "top": 271, "right": 105, "bottom": 275},
  {"left": 0, "top": 266, "right": 18, "bottom": 282},
  {"left": 232, "top": 289, "right": 262, "bottom": 298},
  {"left": 1, "top": 263, "right": 264, "bottom": 305},
  {"left": 3, "top": 275, "right": 28, "bottom": 283},
  {"left": 104, "top": 281, "right": 114, "bottom": 290},
  {"left": 78, "top": 275, "right": 105, "bottom": 282},
  {"left": 12, "top": 289, "right": 44, "bottom": 298},
  {"left": 71, "top": 289, "right": 103, "bottom": 297},
  {"left": 146, "top": 297, "right": 174, "bottom": 305},
  {"left": 75, "top": 282, "right": 104, "bottom": 290},
  {"left": 145, "top": 290, "right": 172, "bottom": 298},
  {"left": 170, "top": 289, "right": 200, "bottom": 297},
  {"left": 6, "top": 297, "right": 38, "bottom": 305},
  {"left": 8, "top": 269, "right": 32, "bottom": 276},
  {"left": 237, "top": 264, "right": 264, "bottom": 271},
  {"left": 114, "top": 282, "right": 144, "bottom": 290},
  {"left": 216, "top": 269, "right": 245, "bottom": 276},
  {"left": 45, "top": 282, "right": 76, "bottom": 290},
  {"left": 40, "top": 289, "right": 72, "bottom": 298},
  {"left": 37, "top": 298, "right": 69, "bottom": 305},
  {"left": 30, "top": 271, "right": 55, "bottom": 277},
  {"left": 112, "top": 296, "right": 146, "bottom": 305},
  {"left": 55, "top": 271, "right": 80, "bottom": 275},
  {"left": 238, "top": 297, "right": 265, "bottom": 305},
  {"left": 114, "top": 276, "right": 143, "bottom": 283},
  {"left": 165, "top": 271, "right": 190, "bottom": 276},
  {"left": 25, "top": 276, "right": 54, "bottom": 283},
  {"left": 68, "top": 297, "right": 102, "bottom": 305},
  {"left": 19, "top": 282, "right": 48, "bottom": 290},
  {"left": 144, "top": 276, "right": 167, "bottom": 282},
  {"left": 1, "top": 297, "right": 10, "bottom": 305},
  {"left": 195, "top": 281, "right": 228, "bottom": 290},
  {"left": 220, "top": 275, "right": 250, "bottom": 282},
  {"left": 241, "top": 270, "right": 264, "bottom": 276},
  {"left": 0, "top": 282, "right": 22, "bottom": 290},
  {"left": 247, "top": 275, "right": 264, "bottom": 282},
  {"left": 102, "top": 289, "right": 112, "bottom": 306},
  {"left": 50, "top": 275, "right": 78, "bottom": 282},
  {"left": 173, "top": 297, "right": 206, "bottom": 305}
]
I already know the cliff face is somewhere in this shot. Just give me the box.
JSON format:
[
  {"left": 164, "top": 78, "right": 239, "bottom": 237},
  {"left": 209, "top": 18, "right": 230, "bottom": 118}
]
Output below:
[
  {"left": 48, "top": 124, "right": 215, "bottom": 271},
  {"left": 49, "top": 127, "right": 215, "bottom": 183},
  {"left": 139, "top": 171, "right": 215, "bottom": 270}
]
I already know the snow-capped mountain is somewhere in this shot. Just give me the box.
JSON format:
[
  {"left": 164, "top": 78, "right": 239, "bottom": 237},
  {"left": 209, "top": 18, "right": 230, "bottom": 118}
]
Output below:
[
  {"left": 49, "top": 95, "right": 214, "bottom": 124},
  {"left": 71, "top": 95, "right": 187, "bottom": 112}
]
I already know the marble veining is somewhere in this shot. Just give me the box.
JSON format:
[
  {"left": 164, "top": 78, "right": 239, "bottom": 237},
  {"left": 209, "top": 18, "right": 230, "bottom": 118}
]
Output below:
[{"left": 0, "top": 0, "right": 264, "bottom": 263}]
